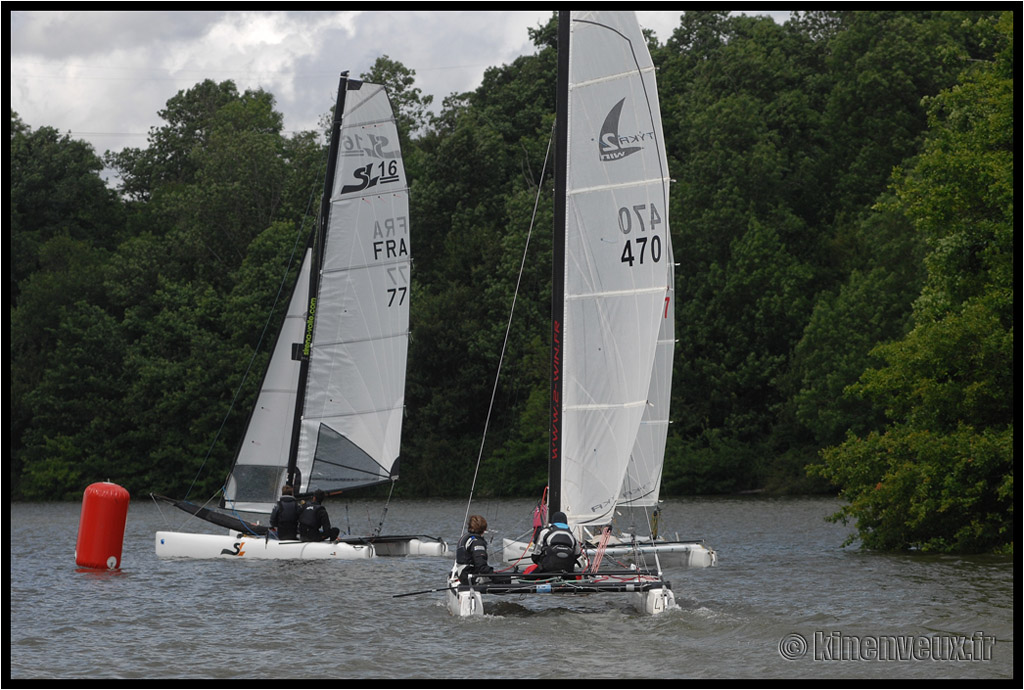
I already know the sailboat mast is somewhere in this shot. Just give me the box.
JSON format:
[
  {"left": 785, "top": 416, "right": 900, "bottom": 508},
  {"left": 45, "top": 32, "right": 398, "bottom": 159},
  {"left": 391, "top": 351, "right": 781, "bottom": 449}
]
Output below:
[
  {"left": 286, "top": 72, "right": 350, "bottom": 491},
  {"left": 549, "top": 13, "right": 570, "bottom": 517}
]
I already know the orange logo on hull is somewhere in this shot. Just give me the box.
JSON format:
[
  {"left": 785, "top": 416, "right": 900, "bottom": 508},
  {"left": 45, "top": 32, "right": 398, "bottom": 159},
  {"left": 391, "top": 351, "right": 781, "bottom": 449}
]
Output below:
[{"left": 220, "top": 541, "right": 246, "bottom": 557}]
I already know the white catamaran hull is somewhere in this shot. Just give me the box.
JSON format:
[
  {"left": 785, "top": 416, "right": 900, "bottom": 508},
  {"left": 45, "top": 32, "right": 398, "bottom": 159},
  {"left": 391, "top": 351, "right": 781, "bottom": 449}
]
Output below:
[
  {"left": 501, "top": 537, "right": 717, "bottom": 569},
  {"left": 635, "top": 586, "right": 676, "bottom": 615},
  {"left": 155, "top": 531, "right": 373, "bottom": 560},
  {"left": 446, "top": 582, "right": 485, "bottom": 618},
  {"left": 370, "top": 538, "right": 448, "bottom": 557}
]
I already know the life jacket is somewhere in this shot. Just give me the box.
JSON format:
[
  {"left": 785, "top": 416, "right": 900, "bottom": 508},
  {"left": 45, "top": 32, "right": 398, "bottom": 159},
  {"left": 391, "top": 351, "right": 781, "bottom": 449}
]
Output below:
[
  {"left": 298, "top": 502, "right": 324, "bottom": 539},
  {"left": 276, "top": 497, "right": 300, "bottom": 525},
  {"left": 539, "top": 523, "right": 577, "bottom": 571},
  {"left": 454, "top": 533, "right": 495, "bottom": 583},
  {"left": 455, "top": 533, "right": 481, "bottom": 566}
]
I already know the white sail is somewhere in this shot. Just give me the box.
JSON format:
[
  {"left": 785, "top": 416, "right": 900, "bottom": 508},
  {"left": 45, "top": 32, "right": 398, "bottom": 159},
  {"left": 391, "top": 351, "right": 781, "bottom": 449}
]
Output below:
[
  {"left": 620, "top": 242, "right": 674, "bottom": 508},
  {"left": 224, "top": 250, "right": 313, "bottom": 514},
  {"left": 223, "top": 80, "right": 409, "bottom": 511},
  {"left": 559, "top": 11, "right": 673, "bottom": 527},
  {"left": 297, "top": 81, "right": 410, "bottom": 495}
]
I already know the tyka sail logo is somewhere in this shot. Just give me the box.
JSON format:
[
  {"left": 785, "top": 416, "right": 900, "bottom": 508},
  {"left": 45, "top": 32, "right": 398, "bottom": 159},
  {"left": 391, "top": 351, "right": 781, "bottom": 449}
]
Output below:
[{"left": 599, "top": 98, "right": 655, "bottom": 162}]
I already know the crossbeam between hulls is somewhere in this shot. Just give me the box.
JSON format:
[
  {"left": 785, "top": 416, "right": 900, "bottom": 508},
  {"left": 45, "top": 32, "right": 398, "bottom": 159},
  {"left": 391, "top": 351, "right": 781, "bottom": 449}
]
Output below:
[
  {"left": 451, "top": 579, "right": 671, "bottom": 596},
  {"left": 452, "top": 569, "right": 671, "bottom": 596}
]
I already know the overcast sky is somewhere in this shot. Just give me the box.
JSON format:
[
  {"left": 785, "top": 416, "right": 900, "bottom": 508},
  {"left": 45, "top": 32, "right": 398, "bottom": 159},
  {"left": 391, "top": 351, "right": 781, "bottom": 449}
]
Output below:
[{"left": 10, "top": 10, "right": 789, "bottom": 162}]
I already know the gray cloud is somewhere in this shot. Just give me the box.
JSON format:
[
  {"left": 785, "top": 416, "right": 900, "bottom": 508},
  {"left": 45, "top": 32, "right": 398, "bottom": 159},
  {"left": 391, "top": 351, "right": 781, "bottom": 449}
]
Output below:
[{"left": 9, "top": 11, "right": 786, "bottom": 162}]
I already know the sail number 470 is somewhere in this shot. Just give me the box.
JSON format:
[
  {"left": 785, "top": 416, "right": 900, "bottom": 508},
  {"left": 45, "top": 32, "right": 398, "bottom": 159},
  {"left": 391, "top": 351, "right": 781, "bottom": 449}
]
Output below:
[{"left": 618, "top": 204, "right": 663, "bottom": 266}]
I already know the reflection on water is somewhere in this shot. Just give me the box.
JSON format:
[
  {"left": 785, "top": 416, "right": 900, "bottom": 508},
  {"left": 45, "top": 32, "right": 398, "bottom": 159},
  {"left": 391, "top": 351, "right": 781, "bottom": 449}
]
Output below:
[{"left": 9, "top": 497, "right": 1014, "bottom": 679}]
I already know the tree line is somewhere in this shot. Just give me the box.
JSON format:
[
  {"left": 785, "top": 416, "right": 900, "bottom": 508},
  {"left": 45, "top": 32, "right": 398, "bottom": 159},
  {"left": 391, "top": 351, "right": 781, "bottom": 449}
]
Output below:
[{"left": 10, "top": 11, "right": 1013, "bottom": 553}]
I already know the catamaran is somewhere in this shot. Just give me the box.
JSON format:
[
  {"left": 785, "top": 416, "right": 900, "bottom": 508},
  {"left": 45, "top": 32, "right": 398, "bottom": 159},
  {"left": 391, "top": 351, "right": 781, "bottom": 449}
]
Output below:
[
  {"left": 447, "top": 11, "right": 713, "bottom": 616},
  {"left": 154, "top": 75, "right": 445, "bottom": 560}
]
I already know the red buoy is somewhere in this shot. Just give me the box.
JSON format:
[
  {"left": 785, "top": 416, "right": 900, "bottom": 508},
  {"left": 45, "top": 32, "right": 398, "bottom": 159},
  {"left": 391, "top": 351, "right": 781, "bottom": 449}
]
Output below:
[{"left": 75, "top": 482, "right": 130, "bottom": 569}]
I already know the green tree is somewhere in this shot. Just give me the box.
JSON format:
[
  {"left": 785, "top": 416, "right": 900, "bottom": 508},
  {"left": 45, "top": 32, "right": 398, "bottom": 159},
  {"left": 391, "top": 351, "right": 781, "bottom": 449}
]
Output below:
[
  {"left": 11, "top": 112, "right": 124, "bottom": 298},
  {"left": 785, "top": 204, "right": 926, "bottom": 449},
  {"left": 659, "top": 12, "right": 829, "bottom": 491},
  {"left": 14, "top": 80, "right": 315, "bottom": 500},
  {"left": 818, "top": 10, "right": 986, "bottom": 225},
  {"left": 106, "top": 80, "right": 266, "bottom": 201},
  {"left": 361, "top": 55, "right": 434, "bottom": 143},
  {"left": 812, "top": 12, "right": 1014, "bottom": 553},
  {"left": 19, "top": 303, "right": 128, "bottom": 499},
  {"left": 10, "top": 116, "right": 125, "bottom": 499},
  {"left": 12, "top": 12, "right": 1012, "bottom": 506},
  {"left": 105, "top": 82, "right": 308, "bottom": 498}
]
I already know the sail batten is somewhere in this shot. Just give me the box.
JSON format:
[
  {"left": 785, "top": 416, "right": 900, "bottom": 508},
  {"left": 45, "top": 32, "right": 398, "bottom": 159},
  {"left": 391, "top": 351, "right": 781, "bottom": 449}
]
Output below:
[
  {"left": 568, "top": 178, "right": 672, "bottom": 196},
  {"left": 322, "top": 259, "right": 409, "bottom": 275},
  {"left": 565, "top": 400, "right": 649, "bottom": 412},
  {"left": 570, "top": 66, "right": 658, "bottom": 90},
  {"left": 566, "top": 286, "right": 667, "bottom": 301},
  {"left": 305, "top": 404, "right": 406, "bottom": 422},
  {"left": 313, "top": 332, "right": 409, "bottom": 348},
  {"left": 313, "top": 460, "right": 389, "bottom": 475}
]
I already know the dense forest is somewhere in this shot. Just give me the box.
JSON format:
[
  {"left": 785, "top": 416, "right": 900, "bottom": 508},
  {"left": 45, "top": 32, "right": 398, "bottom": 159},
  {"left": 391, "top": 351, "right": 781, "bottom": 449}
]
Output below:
[{"left": 10, "top": 11, "right": 1013, "bottom": 553}]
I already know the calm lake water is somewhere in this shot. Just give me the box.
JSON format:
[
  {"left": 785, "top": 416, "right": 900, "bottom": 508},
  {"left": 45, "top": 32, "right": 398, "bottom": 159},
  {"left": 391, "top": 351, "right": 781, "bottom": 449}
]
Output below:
[{"left": 8, "top": 496, "right": 1014, "bottom": 680}]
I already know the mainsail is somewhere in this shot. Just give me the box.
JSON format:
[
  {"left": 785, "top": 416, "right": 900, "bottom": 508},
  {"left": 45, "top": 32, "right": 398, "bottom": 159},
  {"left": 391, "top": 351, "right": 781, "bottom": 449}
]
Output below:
[
  {"left": 553, "top": 11, "right": 674, "bottom": 527},
  {"left": 620, "top": 243, "right": 674, "bottom": 508},
  {"left": 224, "top": 78, "right": 410, "bottom": 514}
]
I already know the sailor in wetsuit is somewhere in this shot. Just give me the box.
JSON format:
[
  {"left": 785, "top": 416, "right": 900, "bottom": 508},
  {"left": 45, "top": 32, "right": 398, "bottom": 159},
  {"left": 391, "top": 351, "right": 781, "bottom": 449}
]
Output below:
[
  {"left": 531, "top": 511, "right": 581, "bottom": 573},
  {"left": 269, "top": 484, "right": 300, "bottom": 540},
  {"left": 454, "top": 514, "right": 494, "bottom": 584},
  {"left": 298, "top": 489, "right": 341, "bottom": 542}
]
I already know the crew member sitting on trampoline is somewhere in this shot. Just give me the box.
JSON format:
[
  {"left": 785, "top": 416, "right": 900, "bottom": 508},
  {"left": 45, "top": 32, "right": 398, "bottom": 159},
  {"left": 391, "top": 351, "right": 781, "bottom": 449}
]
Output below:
[{"left": 528, "top": 511, "right": 581, "bottom": 574}]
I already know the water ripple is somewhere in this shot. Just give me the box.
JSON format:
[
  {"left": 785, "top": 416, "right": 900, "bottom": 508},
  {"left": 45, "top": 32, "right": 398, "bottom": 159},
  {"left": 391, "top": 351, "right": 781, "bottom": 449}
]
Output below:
[{"left": 9, "top": 498, "right": 1013, "bottom": 680}]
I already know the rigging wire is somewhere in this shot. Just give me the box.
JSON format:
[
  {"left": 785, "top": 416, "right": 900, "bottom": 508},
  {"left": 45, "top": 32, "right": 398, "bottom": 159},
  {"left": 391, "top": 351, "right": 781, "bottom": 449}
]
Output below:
[
  {"left": 460, "top": 124, "right": 555, "bottom": 535},
  {"left": 371, "top": 480, "right": 398, "bottom": 537},
  {"left": 179, "top": 146, "right": 329, "bottom": 505}
]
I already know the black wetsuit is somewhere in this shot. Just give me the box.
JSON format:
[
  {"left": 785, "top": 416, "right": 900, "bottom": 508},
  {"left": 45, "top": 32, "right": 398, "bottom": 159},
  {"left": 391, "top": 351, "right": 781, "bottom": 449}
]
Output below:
[
  {"left": 298, "top": 501, "right": 341, "bottom": 542},
  {"left": 455, "top": 532, "right": 493, "bottom": 582},
  {"left": 269, "top": 496, "right": 300, "bottom": 540},
  {"left": 532, "top": 522, "right": 581, "bottom": 572}
]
